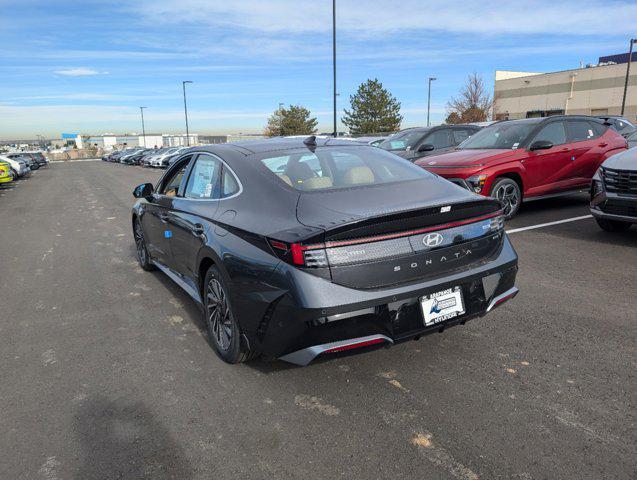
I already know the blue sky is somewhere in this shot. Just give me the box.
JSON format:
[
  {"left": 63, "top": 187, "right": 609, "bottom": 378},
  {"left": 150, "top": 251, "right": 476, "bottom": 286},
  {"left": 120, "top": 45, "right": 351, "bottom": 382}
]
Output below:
[{"left": 0, "top": 0, "right": 636, "bottom": 139}]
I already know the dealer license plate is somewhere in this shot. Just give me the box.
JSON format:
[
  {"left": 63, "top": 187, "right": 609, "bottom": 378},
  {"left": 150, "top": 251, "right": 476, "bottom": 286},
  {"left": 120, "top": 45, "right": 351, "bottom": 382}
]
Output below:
[{"left": 421, "top": 286, "right": 466, "bottom": 326}]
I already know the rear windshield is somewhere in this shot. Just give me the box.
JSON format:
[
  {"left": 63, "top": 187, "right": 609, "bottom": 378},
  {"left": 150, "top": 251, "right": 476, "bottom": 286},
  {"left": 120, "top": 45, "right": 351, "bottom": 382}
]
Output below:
[{"left": 259, "top": 146, "right": 431, "bottom": 191}]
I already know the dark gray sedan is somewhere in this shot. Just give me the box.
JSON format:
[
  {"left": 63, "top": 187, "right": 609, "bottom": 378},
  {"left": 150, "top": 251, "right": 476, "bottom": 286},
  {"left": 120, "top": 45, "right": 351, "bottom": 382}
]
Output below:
[{"left": 378, "top": 125, "right": 480, "bottom": 161}]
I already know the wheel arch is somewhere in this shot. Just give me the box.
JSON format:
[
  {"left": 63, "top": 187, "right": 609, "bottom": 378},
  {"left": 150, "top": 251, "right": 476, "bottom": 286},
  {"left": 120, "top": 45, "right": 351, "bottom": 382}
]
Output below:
[
  {"left": 196, "top": 246, "right": 229, "bottom": 297},
  {"left": 492, "top": 171, "right": 524, "bottom": 197}
]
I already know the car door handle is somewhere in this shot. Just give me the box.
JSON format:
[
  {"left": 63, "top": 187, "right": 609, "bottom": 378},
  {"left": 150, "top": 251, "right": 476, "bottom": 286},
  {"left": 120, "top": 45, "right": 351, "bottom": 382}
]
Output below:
[
  {"left": 560, "top": 147, "right": 571, "bottom": 152},
  {"left": 598, "top": 142, "right": 608, "bottom": 147},
  {"left": 159, "top": 213, "right": 169, "bottom": 222}
]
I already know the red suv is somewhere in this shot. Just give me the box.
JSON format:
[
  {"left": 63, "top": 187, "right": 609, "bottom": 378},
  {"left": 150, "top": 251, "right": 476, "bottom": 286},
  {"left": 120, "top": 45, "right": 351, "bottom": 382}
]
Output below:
[{"left": 415, "top": 116, "right": 627, "bottom": 218}]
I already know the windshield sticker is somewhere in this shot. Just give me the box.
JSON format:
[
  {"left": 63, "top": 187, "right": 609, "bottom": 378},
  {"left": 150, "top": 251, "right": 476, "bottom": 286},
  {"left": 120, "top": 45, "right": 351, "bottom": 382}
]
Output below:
[{"left": 512, "top": 142, "right": 519, "bottom": 149}]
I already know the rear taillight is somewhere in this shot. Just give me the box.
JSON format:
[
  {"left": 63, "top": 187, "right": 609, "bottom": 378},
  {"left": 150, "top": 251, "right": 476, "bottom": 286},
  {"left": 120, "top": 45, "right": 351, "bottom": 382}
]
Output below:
[{"left": 268, "top": 239, "right": 327, "bottom": 267}]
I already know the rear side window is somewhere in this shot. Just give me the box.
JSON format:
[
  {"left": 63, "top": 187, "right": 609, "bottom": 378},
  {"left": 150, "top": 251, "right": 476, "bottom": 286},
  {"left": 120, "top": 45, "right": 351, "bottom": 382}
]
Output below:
[
  {"left": 533, "top": 122, "right": 566, "bottom": 145},
  {"left": 221, "top": 166, "right": 240, "bottom": 198},
  {"left": 259, "top": 146, "right": 430, "bottom": 191},
  {"left": 589, "top": 122, "right": 607, "bottom": 137},
  {"left": 424, "top": 129, "right": 452, "bottom": 149},
  {"left": 184, "top": 155, "right": 222, "bottom": 199},
  {"left": 567, "top": 121, "right": 597, "bottom": 142}
]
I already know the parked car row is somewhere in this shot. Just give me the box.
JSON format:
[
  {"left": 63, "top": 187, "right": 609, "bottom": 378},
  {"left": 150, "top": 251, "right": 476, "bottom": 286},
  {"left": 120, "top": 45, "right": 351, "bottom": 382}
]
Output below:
[
  {"left": 411, "top": 115, "right": 629, "bottom": 219},
  {"left": 128, "top": 112, "right": 635, "bottom": 366},
  {"left": 102, "top": 146, "right": 191, "bottom": 168},
  {"left": 0, "top": 151, "right": 48, "bottom": 185}
]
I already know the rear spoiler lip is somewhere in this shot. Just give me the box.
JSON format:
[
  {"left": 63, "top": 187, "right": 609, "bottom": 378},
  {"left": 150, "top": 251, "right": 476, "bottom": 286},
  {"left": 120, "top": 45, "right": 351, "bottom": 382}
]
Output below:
[{"left": 300, "top": 210, "right": 503, "bottom": 251}]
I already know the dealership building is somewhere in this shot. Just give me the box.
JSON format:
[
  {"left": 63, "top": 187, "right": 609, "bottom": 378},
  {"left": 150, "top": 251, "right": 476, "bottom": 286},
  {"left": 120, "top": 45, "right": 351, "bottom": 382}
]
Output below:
[{"left": 493, "top": 52, "right": 637, "bottom": 122}]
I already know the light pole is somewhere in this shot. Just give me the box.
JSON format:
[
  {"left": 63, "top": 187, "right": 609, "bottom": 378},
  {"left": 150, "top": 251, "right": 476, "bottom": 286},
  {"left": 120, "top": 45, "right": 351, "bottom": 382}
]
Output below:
[
  {"left": 182, "top": 81, "right": 193, "bottom": 146},
  {"left": 427, "top": 76, "right": 437, "bottom": 126},
  {"left": 621, "top": 38, "right": 637, "bottom": 116},
  {"left": 332, "top": 0, "right": 337, "bottom": 137},
  {"left": 139, "top": 106, "right": 147, "bottom": 147}
]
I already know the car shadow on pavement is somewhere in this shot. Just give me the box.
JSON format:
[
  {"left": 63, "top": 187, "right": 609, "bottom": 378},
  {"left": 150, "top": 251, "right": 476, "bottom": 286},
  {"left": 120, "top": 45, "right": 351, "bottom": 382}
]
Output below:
[
  {"left": 72, "top": 396, "right": 193, "bottom": 480},
  {"left": 515, "top": 192, "right": 589, "bottom": 217}
]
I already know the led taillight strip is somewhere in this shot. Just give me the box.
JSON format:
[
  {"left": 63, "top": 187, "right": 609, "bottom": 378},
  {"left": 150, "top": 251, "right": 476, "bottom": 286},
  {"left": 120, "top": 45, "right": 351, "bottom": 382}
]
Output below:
[
  {"left": 300, "top": 210, "right": 503, "bottom": 252},
  {"left": 324, "top": 337, "right": 386, "bottom": 354}
]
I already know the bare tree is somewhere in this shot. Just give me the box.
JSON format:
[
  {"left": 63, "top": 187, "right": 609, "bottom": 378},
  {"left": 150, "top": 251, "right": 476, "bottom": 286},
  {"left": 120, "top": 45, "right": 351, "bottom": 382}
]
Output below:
[{"left": 446, "top": 73, "right": 493, "bottom": 124}]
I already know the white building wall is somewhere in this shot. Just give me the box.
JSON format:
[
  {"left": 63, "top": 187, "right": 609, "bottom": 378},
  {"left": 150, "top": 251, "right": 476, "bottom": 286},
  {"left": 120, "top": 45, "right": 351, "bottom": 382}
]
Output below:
[
  {"left": 494, "top": 64, "right": 637, "bottom": 121},
  {"left": 140, "top": 135, "right": 163, "bottom": 148}
]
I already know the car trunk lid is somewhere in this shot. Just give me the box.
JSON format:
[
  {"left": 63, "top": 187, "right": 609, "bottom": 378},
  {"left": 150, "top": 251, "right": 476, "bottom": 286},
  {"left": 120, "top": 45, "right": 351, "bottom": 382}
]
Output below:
[{"left": 295, "top": 178, "right": 504, "bottom": 289}]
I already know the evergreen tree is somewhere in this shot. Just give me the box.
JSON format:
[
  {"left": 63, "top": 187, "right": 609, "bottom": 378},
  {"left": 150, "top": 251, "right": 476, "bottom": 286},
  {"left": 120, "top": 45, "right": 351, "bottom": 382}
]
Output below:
[
  {"left": 264, "top": 105, "right": 318, "bottom": 137},
  {"left": 342, "top": 79, "right": 402, "bottom": 134}
]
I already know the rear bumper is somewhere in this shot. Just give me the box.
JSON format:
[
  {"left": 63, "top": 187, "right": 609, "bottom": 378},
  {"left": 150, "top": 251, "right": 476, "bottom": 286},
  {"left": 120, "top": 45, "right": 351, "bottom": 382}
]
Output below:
[{"left": 246, "top": 235, "right": 518, "bottom": 361}]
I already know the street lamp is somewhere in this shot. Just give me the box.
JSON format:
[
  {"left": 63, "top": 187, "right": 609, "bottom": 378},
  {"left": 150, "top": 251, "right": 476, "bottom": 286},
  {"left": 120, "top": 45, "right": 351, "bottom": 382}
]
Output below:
[
  {"left": 139, "top": 106, "right": 147, "bottom": 147},
  {"left": 621, "top": 38, "right": 637, "bottom": 116},
  {"left": 182, "top": 81, "right": 193, "bottom": 146},
  {"left": 332, "top": 0, "right": 337, "bottom": 137},
  {"left": 427, "top": 76, "right": 437, "bottom": 127}
]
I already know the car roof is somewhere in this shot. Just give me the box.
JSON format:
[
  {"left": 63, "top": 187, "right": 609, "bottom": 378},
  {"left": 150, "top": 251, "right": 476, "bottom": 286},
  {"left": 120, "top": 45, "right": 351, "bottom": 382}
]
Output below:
[
  {"left": 496, "top": 115, "right": 606, "bottom": 126},
  {"left": 209, "top": 137, "right": 363, "bottom": 155}
]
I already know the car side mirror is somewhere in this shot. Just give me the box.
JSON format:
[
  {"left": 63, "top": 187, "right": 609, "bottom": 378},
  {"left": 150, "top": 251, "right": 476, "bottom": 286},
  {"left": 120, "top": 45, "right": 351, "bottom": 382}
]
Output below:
[
  {"left": 133, "top": 183, "right": 154, "bottom": 198},
  {"left": 418, "top": 143, "right": 435, "bottom": 153},
  {"left": 529, "top": 140, "right": 553, "bottom": 151}
]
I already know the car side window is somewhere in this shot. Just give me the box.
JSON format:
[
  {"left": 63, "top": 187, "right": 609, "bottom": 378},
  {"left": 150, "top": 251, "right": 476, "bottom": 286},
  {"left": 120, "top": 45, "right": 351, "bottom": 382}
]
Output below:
[
  {"left": 159, "top": 162, "right": 189, "bottom": 197},
  {"left": 567, "top": 121, "right": 597, "bottom": 142},
  {"left": 452, "top": 129, "right": 473, "bottom": 144},
  {"left": 589, "top": 122, "right": 607, "bottom": 138},
  {"left": 424, "top": 130, "right": 452, "bottom": 149},
  {"left": 221, "top": 165, "right": 240, "bottom": 198},
  {"left": 184, "top": 154, "right": 222, "bottom": 199},
  {"left": 533, "top": 122, "right": 567, "bottom": 145}
]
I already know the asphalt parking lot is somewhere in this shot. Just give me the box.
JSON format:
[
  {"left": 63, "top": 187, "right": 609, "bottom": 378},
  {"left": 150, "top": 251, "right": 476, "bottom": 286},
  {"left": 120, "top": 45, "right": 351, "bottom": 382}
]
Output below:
[{"left": 1, "top": 160, "right": 635, "bottom": 480}]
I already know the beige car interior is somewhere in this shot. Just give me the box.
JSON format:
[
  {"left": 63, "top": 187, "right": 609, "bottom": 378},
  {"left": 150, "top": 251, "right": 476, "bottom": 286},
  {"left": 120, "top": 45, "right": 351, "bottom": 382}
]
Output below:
[{"left": 279, "top": 163, "right": 376, "bottom": 190}]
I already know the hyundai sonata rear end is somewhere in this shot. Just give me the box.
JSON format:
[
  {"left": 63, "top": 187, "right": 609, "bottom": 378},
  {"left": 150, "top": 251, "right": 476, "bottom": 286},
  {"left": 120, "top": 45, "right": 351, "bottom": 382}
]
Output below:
[{"left": 132, "top": 137, "right": 519, "bottom": 365}]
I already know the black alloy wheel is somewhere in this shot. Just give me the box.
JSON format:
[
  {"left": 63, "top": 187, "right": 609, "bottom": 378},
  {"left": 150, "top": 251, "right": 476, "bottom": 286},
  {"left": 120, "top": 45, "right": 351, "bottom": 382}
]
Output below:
[
  {"left": 134, "top": 218, "right": 155, "bottom": 271},
  {"left": 491, "top": 177, "right": 522, "bottom": 219},
  {"left": 204, "top": 266, "right": 255, "bottom": 364}
]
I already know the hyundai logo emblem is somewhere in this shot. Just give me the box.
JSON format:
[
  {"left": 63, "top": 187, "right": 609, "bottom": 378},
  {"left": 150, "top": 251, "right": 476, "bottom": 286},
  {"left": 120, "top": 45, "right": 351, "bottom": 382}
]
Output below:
[{"left": 423, "top": 232, "right": 444, "bottom": 247}]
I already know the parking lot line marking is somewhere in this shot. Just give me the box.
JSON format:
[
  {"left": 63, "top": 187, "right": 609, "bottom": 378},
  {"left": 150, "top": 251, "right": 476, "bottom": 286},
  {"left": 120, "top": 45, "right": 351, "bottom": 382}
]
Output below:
[{"left": 506, "top": 215, "right": 592, "bottom": 234}]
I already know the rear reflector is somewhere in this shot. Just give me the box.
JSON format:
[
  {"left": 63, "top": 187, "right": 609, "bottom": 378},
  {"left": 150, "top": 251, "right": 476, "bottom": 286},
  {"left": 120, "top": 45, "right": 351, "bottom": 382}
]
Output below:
[{"left": 324, "top": 337, "right": 386, "bottom": 354}]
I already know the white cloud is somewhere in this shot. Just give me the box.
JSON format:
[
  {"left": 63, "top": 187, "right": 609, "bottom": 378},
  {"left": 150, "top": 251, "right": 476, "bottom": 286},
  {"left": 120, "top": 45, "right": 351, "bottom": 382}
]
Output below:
[
  {"left": 54, "top": 68, "right": 109, "bottom": 77},
  {"left": 131, "top": 0, "right": 637, "bottom": 36}
]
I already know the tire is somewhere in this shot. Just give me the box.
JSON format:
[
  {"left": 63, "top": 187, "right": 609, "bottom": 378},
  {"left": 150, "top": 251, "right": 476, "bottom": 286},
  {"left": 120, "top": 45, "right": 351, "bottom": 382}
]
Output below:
[
  {"left": 595, "top": 217, "right": 631, "bottom": 232},
  {"left": 490, "top": 177, "right": 522, "bottom": 219},
  {"left": 133, "top": 218, "right": 155, "bottom": 271},
  {"left": 203, "top": 265, "right": 256, "bottom": 364}
]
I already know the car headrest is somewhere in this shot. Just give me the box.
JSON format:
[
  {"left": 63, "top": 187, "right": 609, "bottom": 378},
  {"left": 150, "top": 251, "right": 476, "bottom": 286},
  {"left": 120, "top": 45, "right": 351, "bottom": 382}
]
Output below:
[
  {"left": 286, "top": 162, "right": 315, "bottom": 183},
  {"left": 302, "top": 176, "right": 333, "bottom": 190},
  {"left": 343, "top": 166, "right": 374, "bottom": 185}
]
